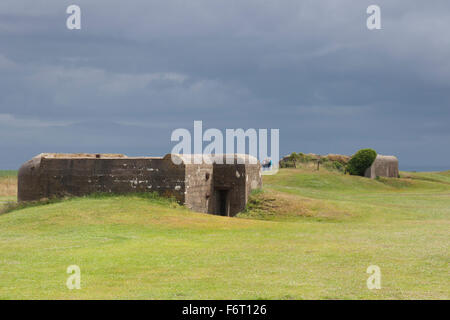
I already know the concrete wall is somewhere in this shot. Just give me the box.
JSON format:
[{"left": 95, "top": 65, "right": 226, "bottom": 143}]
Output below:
[
  {"left": 169, "top": 154, "right": 261, "bottom": 216},
  {"left": 18, "top": 153, "right": 262, "bottom": 217},
  {"left": 184, "top": 163, "right": 214, "bottom": 214},
  {"left": 183, "top": 162, "right": 261, "bottom": 217},
  {"left": 18, "top": 154, "right": 186, "bottom": 202},
  {"left": 364, "top": 155, "right": 399, "bottom": 179},
  {"left": 244, "top": 161, "right": 263, "bottom": 202},
  {"left": 212, "top": 163, "right": 247, "bottom": 216}
]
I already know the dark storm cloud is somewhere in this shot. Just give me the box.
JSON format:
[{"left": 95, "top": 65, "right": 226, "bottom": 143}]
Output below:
[{"left": 0, "top": 0, "right": 449, "bottom": 169}]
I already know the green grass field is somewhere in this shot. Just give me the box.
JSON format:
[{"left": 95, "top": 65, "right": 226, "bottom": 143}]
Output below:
[{"left": 0, "top": 169, "right": 448, "bottom": 299}]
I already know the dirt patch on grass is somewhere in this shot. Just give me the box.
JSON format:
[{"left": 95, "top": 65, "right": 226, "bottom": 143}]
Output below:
[
  {"left": 239, "top": 189, "right": 351, "bottom": 221},
  {"left": 375, "top": 177, "right": 415, "bottom": 188}
]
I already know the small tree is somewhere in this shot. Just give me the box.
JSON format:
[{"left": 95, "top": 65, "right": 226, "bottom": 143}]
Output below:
[{"left": 347, "top": 149, "right": 377, "bottom": 176}]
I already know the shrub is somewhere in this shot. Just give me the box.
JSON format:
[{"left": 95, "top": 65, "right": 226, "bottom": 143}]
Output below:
[
  {"left": 321, "top": 160, "right": 346, "bottom": 173},
  {"left": 331, "top": 161, "right": 345, "bottom": 172},
  {"left": 347, "top": 149, "right": 377, "bottom": 176},
  {"left": 280, "top": 152, "right": 305, "bottom": 168},
  {"left": 280, "top": 160, "right": 295, "bottom": 168}
]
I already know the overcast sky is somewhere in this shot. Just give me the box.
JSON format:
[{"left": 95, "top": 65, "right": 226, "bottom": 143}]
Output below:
[{"left": 1, "top": 0, "right": 449, "bottom": 170}]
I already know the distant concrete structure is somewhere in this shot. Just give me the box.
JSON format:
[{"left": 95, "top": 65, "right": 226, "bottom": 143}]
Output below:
[
  {"left": 18, "top": 153, "right": 262, "bottom": 216},
  {"left": 364, "top": 155, "right": 399, "bottom": 179}
]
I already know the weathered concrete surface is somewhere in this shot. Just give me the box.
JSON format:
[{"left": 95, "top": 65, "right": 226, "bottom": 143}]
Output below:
[
  {"left": 364, "top": 155, "right": 399, "bottom": 179},
  {"left": 18, "top": 153, "right": 261, "bottom": 216},
  {"left": 167, "top": 154, "right": 261, "bottom": 216},
  {"left": 18, "top": 153, "right": 185, "bottom": 202}
]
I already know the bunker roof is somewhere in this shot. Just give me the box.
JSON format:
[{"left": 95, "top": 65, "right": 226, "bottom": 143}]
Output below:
[
  {"left": 166, "top": 154, "right": 259, "bottom": 165},
  {"left": 31, "top": 153, "right": 259, "bottom": 164}
]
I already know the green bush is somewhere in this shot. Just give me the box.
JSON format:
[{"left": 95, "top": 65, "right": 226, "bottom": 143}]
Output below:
[
  {"left": 321, "top": 160, "right": 345, "bottom": 173},
  {"left": 280, "top": 160, "right": 295, "bottom": 168},
  {"left": 347, "top": 149, "right": 377, "bottom": 176},
  {"left": 331, "top": 161, "right": 345, "bottom": 172},
  {"left": 280, "top": 152, "right": 306, "bottom": 168}
]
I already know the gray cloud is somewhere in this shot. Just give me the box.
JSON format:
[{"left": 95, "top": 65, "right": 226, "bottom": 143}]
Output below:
[{"left": 0, "top": 0, "right": 449, "bottom": 170}]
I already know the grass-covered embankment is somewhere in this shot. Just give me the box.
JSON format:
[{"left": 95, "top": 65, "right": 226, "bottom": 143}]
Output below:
[{"left": 0, "top": 169, "right": 448, "bottom": 299}]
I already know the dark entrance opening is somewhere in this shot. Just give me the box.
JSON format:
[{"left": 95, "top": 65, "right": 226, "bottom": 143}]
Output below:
[{"left": 214, "top": 189, "right": 229, "bottom": 216}]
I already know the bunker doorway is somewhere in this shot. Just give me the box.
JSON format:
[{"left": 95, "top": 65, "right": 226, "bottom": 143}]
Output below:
[{"left": 214, "top": 189, "right": 229, "bottom": 216}]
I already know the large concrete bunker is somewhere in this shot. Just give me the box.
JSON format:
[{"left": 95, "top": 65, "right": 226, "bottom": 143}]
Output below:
[{"left": 18, "top": 153, "right": 262, "bottom": 216}]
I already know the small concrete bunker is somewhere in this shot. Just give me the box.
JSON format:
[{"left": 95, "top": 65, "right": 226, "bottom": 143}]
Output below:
[
  {"left": 364, "top": 155, "right": 399, "bottom": 179},
  {"left": 18, "top": 153, "right": 262, "bottom": 216}
]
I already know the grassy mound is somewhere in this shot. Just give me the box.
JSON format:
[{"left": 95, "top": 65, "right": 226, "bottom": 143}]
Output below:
[{"left": 0, "top": 169, "right": 449, "bottom": 299}]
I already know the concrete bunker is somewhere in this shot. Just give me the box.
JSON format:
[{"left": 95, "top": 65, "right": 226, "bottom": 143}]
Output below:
[
  {"left": 364, "top": 155, "right": 399, "bottom": 179},
  {"left": 18, "top": 153, "right": 262, "bottom": 216}
]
